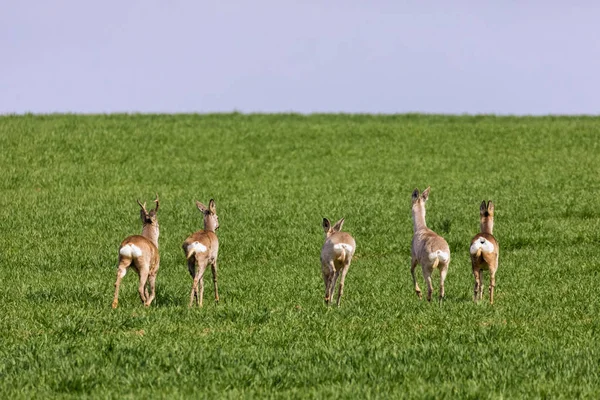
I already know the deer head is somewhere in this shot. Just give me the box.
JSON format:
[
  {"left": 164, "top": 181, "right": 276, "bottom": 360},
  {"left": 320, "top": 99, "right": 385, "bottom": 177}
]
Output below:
[
  {"left": 196, "top": 199, "right": 219, "bottom": 232},
  {"left": 138, "top": 193, "right": 159, "bottom": 225},
  {"left": 411, "top": 186, "right": 430, "bottom": 207},
  {"left": 479, "top": 200, "right": 494, "bottom": 234}
]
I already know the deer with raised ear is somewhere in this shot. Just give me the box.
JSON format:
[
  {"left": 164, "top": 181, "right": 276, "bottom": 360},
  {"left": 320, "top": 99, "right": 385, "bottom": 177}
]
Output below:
[
  {"left": 470, "top": 200, "right": 499, "bottom": 304},
  {"left": 321, "top": 217, "right": 356, "bottom": 307},
  {"left": 411, "top": 187, "right": 451, "bottom": 302},
  {"left": 112, "top": 194, "right": 160, "bottom": 309},
  {"left": 182, "top": 199, "right": 220, "bottom": 307}
]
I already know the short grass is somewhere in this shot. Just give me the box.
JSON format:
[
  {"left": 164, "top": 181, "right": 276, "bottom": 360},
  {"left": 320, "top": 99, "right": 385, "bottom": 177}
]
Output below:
[{"left": 0, "top": 114, "right": 599, "bottom": 398}]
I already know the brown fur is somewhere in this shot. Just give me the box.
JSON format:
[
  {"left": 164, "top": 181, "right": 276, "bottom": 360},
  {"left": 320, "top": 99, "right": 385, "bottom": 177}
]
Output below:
[
  {"left": 112, "top": 194, "right": 160, "bottom": 309},
  {"left": 470, "top": 201, "right": 499, "bottom": 304},
  {"left": 320, "top": 218, "right": 356, "bottom": 307},
  {"left": 182, "top": 199, "right": 220, "bottom": 307},
  {"left": 410, "top": 187, "right": 451, "bottom": 301}
]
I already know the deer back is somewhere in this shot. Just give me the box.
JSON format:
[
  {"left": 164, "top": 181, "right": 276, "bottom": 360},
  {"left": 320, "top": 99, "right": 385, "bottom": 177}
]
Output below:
[{"left": 412, "top": 228, "right": 450, "bottom": 259}]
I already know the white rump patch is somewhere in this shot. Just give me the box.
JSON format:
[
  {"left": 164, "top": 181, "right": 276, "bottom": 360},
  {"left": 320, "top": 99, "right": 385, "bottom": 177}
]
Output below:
[
  {"left": 470, "top": 237, "right": 494, "bottom": 254},
  {"left": 333, "top": 243, "right": 354, "bottom": 254},
  {"left": 119, "top": 243, "right": 143, "bottom": 258},
  {"left": 480, "top": 237, "right": 494, "bottom": 253},
  {"left": 189, "top": 241, "right": 208, "bottom": 254},
  {"left": 429, "top": 250, "right": 450, "bottom": 263}
]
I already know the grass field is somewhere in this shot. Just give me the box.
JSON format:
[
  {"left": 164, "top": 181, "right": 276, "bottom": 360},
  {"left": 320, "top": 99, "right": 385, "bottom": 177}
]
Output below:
[{"left": 0, "top": 114, "right": 599, "bottom": 398}]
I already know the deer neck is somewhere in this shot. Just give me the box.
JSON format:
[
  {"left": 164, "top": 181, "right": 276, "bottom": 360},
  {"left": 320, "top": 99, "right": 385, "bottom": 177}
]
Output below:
[
  {"left": 204, "top": 226, "right": 215, "bottom": 233},
  {"left": 204, "top": 217, "right": 217, "bottom": 233},
  {"left": 480, "top": 218, "right": 494, "bottom": 235},
  {"left": 412, "top": 204, "right": 427, "bottom": 233},
  {"left": 142, "top": 223, "right": 159, "bottom": 248}
]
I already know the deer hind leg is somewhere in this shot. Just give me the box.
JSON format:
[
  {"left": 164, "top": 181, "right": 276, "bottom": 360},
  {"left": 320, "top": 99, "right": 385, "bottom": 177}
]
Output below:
[
  {"left": 112, "top": 259, "right": 130, "bottom": 309},
  {"left": 336, "top": 261, "right": 351, "bottom": 307},
  {"left": 323, "top": 261, "right": 335, "bottom": 305},
  {"left": 187, "top": 258, "right": 197, "bottom": 307},
  {"left": 473, "top": 267, "right": 481, "bottom": 302},
  {"left": 144, "top": 284, "right": 150, "bottom": 302},
  {"left": 192, "top": 259, "right": 208, "bottom": 307},
  {"left": 211, "top": 260, "right": 219, "bottom": 303},
  {"left": 329, "top": 269, "right": 340, "bottom": 306},
  {"left": 321, "top": 268, "right": 328, "bottom": 304},
  {"left": 145, "top": 274, "right": 157, "bottom": 306},
  {"left": 489, "top": 265, "right": 497, "bottom": 305},
  {"left": 411, "top": 257, "right": 422, "bottom": 299},
  {"left": 422, "top": 267, "right": 433, "bottom": 302},
  {"left": 138, "top": 268, "right": 149, "bottom": 305},
  {"left": 439, "top": 263, "right": 449, "bottom": 301}
]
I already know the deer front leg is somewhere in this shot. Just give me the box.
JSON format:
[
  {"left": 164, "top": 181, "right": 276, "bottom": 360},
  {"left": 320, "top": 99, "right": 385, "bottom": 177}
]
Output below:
[
  {"left": 411, "top": 258, "right": 422, "bottom": 299},
  {"left": 112, "top": 262, "right": 128, "bottom": 309},
  {"left": 211, "top": 260, "right": 219, "bottom": 303}
]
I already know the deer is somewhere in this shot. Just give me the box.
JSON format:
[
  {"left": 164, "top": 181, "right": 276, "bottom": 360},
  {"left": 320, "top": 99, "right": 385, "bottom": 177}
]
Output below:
[
  {"left": 320, "top": 217, "right": 356, "bottom": 307},
  {"left": 470, "top": 200, "right": 499, "bottom": 304},
  {"left": 182, "top": 199, "right": 220, "bottom": 307},
  {"left": 112, "top": 194, "right": 160, "bottom": 309},
  {"left": 410, "top": 187, "right": 451, "bottom": 302}
]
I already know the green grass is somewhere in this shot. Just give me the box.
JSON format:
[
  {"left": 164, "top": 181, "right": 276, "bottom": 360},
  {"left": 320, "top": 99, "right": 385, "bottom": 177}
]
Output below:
[{"left": 1, "top": 113, "right": 599, "bottom": 398}]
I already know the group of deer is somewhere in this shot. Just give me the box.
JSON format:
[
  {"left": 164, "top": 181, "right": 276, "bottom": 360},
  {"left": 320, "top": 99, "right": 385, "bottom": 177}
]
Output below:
[
  {"left": 323, "top": 187, "right": 500, "bottom": 305},
  {"left": 410, "top": 187, "right": 499, "bottom": 304},
  {"left": 111, "top": 186, "right": 499, "bottom": 309},
  {"left": 111, "top": 195, "right": 220, "bottom": 309}
]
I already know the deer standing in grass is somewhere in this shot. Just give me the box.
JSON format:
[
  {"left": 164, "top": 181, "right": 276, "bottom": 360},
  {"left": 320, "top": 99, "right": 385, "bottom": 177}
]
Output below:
[
  {"left": 321, "top": 218, "right": 356, "bottom": 307},
  {"left": 470, "top": 201, "right": 499, "bottom": 304},
  {"left": 182, "top": 199, "right": 220, "bottom": 307},
  {"left": 112, "top": 195, "right": 160, "bottom": 309},
  {"left": 411, "top": 187, "right": 451, "bottom": 302}
]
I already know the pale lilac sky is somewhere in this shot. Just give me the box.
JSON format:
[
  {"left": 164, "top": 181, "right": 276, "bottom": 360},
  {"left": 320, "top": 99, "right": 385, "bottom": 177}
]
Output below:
[{"left": 1, "top": 1, "right": 599, "bottom": 114}]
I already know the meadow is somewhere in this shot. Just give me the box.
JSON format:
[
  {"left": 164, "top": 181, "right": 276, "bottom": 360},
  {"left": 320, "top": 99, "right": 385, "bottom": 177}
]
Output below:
[{"left": 0, "top": 113, "right": 599, "bottom": 398}]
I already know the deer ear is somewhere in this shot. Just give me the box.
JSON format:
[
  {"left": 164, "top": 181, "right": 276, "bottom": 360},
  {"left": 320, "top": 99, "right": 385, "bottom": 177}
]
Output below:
[
  {"left": 322, "top": 218, "right": 331, "bottom": 233},
  {"left": 480, "top": 200, "right": 487, "bottom": 215},
  {"left": 421, "top": 187, "right": 431, "bottom": 202},
  {"left": 333, "top": 218, "right": 345, "bottom": 232},
  {"left": 487, "top": 201, "right": 494, "bottom": 215},
  {"left": 196, "top": 201, "right": 208, "bottom": 213},
  {"left": 209, "top": 199, "right": 216, "bottom": 214},
  {"left": 153, "top": 193, "right": 159, "bottom": 213},
  {"left": 412, "top": 188, "right": 420, "bottom": 202}
]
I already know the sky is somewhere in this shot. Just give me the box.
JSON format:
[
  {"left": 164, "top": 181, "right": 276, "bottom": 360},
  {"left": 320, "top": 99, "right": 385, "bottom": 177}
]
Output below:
[{"left": 1, "top": 1, "right": 599, "bottom": 115}]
